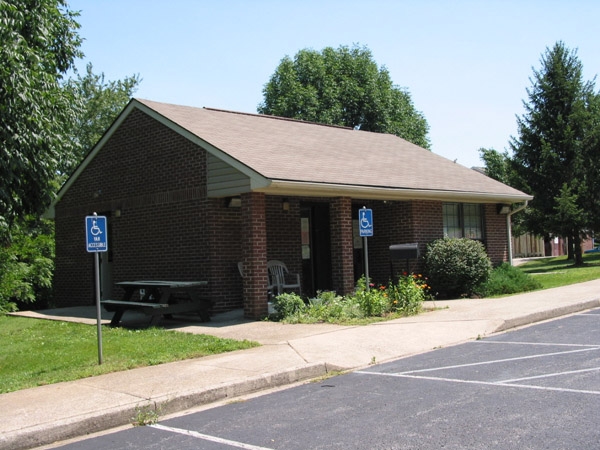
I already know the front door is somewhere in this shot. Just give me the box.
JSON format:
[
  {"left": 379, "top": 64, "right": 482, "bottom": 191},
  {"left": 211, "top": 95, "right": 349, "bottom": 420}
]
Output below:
[{"left": 300, "top": 203, "right": 332, "bottom": 296}]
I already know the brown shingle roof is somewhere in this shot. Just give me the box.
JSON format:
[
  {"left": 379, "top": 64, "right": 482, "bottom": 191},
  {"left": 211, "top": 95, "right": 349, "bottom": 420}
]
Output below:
[{"left": 137, "top": 98, "right": 530, "bottom": 203}]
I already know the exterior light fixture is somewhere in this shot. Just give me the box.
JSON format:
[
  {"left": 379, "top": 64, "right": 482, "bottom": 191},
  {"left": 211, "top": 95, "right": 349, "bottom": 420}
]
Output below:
[
  {"left": 497, "top": 204, "right": 511, "bottom": 215},
  {"left": 228, "top": 197, "right": 242, "bottom": 208}
]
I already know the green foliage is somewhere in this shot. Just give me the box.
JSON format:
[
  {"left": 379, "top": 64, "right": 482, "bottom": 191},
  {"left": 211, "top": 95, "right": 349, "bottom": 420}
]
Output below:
[
  {"left": 351, "top": 276, "right": 389, "bottom": 317},
  {"left": 424, "top": 237, "right": 492, "bottom": 298},
  {"left": 0, "top": 0, "right": 83, "bottom": 230},
  {"left": 387, "top": 273, "right": 429, "bottom": 315},
  {"left": 510, "top": 41, "right": 600, "bottom": 265},
  {"left": 272, "top": 275, "right": 425, "bottom": 323},
  {"left": 62, "top": 63, "right": 141, "bottom": 174},
  {"left": 271, "top": 292, "right": 306, "bottom": 319},
  {"left": 479, "top": 147, "right": 517, "bottom": 186},
  {"left": 481, "top": 263, "right": 542, "bottom": 296},
  {"left": 0, "top": 316, "right": 259, "bottom": 394},
  {"left": 0, "top": 217, "right": 54, "bottom": 312},
  {"left": 258, "top": 44, "right": 430, "bottom": 149}
]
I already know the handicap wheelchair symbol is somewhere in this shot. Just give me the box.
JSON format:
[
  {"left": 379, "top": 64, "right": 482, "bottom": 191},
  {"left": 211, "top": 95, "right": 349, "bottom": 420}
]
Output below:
[
  {"left": 90, "top": 219, "right": 102, "bottom": 236},
  {"left": 360, "top": 210, "right": 371, "bottom": 228}
]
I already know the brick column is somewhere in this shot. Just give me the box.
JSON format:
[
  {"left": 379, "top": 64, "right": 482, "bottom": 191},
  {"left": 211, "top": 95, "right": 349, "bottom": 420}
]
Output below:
[
  {"left": 241, "top": 192, "right": 268, "bottom": 318},
  {"left": 330, "top": 197, "right": 354, "bottom": 295}
]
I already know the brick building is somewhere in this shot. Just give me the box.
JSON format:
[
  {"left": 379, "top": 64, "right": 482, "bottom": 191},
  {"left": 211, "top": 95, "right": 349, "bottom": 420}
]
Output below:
[{"left": 46, "top": 99, "right": 532, "bottom": 319}]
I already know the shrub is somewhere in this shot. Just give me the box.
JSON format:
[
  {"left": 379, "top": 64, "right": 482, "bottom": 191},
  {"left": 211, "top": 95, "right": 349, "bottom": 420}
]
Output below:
[
  {"left": 348, "top": 276, "right": 389, "bottom": 317},
  {"left": 270, "top": 292, "right": 306, "bottom": 319},
  {"left": 306, "top": 291, "right": 363, "bottom": 322},
  {"left": 271, "top": 275, "right": 427, "bottom": 323},
  {"left": 387, "top": 273, "right": 427, "bottom": 315},
  {"left": 0, "top": 217, "right": 54, "bottom": 313},
  {"left": 424, "top": 237, "right": 492, "bottom": 298},
  {"left": 482, "top": 263, "right": 542, "bottom": 296}
]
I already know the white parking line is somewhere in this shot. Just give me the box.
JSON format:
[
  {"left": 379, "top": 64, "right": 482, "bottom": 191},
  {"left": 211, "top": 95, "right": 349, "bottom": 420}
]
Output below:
[
  {"left": 150, "top": 423, "right": 275, "bottom": 450},
  {"left": 359, "top": 372, "right": 600, "bottom": 396},
  {"left": 498, "top": 366, "right": 600, "bottom": 384},
  {"left": 381, "top": 346, "right": 600, "bottom": 376},
  {"left": 478, "top": 340, "right": 600, "bottom": 348}
]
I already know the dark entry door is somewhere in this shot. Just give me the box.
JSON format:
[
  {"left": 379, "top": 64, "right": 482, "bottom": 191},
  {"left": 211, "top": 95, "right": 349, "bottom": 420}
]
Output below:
[{"left": 300, "top": 204, "right": 332, "bottom": 296}]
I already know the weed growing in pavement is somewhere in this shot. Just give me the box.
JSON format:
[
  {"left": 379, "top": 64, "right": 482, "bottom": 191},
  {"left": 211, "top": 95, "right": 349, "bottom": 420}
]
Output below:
[{"left": 132, "top": 405, "right": 160, "bottom": 426}]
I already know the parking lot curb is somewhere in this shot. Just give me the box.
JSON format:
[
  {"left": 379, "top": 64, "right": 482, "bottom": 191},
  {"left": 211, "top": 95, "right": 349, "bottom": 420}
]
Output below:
[
  {"left": 1, "top": 362, "right": 330, "bottom": 450},
  {"left": 494, "top": 299, "right": 600, "bottom": 333}
]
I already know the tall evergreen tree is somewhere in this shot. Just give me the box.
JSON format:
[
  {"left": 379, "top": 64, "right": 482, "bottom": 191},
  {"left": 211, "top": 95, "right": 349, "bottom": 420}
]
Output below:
[{"left": 510, "top": 42, "right": 598, "bottom": 265}]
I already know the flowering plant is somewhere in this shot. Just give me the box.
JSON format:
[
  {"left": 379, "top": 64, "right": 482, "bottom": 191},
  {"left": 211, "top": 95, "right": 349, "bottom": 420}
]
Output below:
[{"left": 386, "top": 273, "right": 429, "bottom": 316}]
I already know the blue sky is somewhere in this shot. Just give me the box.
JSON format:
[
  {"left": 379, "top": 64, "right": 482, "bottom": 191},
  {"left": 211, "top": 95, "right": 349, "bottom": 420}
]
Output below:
[{"left": 67, "top": 0, "right": 600, "bottom": 169}]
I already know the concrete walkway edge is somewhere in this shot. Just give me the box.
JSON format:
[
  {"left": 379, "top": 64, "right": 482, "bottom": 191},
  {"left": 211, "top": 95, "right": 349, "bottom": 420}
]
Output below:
[{"left": 2, "top": 363, "right": 330, "bottom": 450}]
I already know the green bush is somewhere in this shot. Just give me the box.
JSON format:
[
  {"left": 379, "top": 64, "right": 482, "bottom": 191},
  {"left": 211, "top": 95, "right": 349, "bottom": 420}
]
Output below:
[
  {"left": 271, "top": 275, "right": 426, "bottom": 323},
  {"left": 349, "top": 276, "right": 389, "bottom": 317},
  {"left": 270, "top": 292, "right": 306, "bottom": 319},
  {"left": 424, "top": 237, "right": 492, "bottom": 298},
  {"left": 0, "top": 217, "right": 54, "bottom": 313},
  {"left": 482, "top": 263, "right": 542, "bottom": 296}
]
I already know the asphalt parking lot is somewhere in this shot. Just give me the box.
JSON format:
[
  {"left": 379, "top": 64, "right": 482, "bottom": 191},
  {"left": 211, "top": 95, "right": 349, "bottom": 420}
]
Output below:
[{"left": 50, "top": 309, "right": 600, "bottom": 449}]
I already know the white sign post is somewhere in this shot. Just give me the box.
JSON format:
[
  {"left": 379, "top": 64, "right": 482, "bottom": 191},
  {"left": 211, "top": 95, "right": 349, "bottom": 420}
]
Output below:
[
  {"left": 85, "top": 213, "right": 108, "bottom": 365},
  {"left": 359, "top": 207, "right": 373, "bottom": 291}
]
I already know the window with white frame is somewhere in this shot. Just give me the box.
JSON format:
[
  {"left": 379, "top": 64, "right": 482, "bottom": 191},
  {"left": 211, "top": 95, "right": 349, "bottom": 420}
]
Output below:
[{"left": 443, "top": 203, "right": 484, "bottom": 240}]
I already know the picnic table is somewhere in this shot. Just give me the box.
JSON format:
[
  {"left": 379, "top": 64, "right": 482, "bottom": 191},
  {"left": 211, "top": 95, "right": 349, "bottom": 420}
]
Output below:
[{"left": 101, "top": 280, "right": 209, "bottom": 327}]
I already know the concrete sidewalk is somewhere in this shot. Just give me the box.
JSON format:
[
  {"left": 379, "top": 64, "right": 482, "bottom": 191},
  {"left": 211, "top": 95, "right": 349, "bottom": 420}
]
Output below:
[{"left": 3, "top": 279, "right": 600, "bottom": 450}]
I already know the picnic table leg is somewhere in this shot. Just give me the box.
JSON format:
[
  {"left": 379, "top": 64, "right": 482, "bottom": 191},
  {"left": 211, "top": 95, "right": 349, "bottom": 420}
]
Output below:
[
  {"left": 110, "top": 308, "right": 125, "bottom": 327},
  {"left": 148, "top": 314, "right": 162, "bottom": 327}
]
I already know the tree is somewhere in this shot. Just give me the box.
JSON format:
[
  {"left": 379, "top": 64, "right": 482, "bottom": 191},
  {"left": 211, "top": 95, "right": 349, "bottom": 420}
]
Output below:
[
  {"left": 0, "top": 0, "right": 82, "bottom": 234},
  {"left": 510, "top": 42, "right": 599, "bottom": 265},
  {"left": 479, "top": 147, "right": 512, "bottom": 185},
  {"left": 258, "top": 45, "right": 430, "bottom": 149},
  {"left": 62, "top": 63, "right": 141, "bottom": 174},
  {"left": 0, "top": 216, "right": 54, "bottom": 312}
]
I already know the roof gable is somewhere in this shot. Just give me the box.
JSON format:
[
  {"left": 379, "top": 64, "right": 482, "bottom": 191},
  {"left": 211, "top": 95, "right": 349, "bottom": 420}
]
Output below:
[{"left": 46, "top": 98, "right": 531, "bottom": 218}]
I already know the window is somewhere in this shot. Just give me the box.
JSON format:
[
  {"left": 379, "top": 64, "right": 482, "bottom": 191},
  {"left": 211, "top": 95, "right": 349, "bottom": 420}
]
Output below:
[{"left": 443, "top": 203, "right": 483, "bottom": 240}]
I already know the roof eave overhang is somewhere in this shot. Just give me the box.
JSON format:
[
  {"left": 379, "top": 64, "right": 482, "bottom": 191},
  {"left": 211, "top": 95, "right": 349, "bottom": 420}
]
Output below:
[
  {"left": 44, "top": 99, "right": 270, "bottom": 219},
  {"left": 255, "top": 180, "right": 533, "bottom": 204}
]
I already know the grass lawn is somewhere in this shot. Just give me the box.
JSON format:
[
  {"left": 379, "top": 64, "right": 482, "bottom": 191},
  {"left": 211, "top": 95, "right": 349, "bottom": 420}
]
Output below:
[
  {"left": 0, "top": 316, "right": 259, "bottom": 394},
  {"left": 518, "top": 252, "right": 600, "bottom": 289},
  {"left": 3, "top": 253, "right": 600, "bottom": 395}
]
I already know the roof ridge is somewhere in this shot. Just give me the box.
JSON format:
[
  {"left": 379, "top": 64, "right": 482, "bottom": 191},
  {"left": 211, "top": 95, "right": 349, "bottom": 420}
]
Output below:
[{"left": 203, "top": 107, "right": 353, "bottom": 130}]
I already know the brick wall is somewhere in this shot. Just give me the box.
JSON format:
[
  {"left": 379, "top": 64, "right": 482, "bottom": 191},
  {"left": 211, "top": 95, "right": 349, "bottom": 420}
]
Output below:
[
  {"left": 241, "top": 192, "right": 268, "bottom": 318},
  {"left": 330, "top": 197, "right": 354, "bottom": 295},
  {"left": 484, "top": 204, "right": 508, "bottom": 265},
  {"left": 54, "top": 109, "right": 210, "bottom": 306}
]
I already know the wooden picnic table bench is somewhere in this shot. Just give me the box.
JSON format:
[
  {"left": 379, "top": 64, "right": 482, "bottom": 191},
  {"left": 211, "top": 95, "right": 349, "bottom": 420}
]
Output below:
[{"left": 101, "top": 280, "right": 209, "bottom": 327}]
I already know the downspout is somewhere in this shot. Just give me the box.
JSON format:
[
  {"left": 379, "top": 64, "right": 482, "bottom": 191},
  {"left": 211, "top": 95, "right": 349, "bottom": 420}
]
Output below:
[{"left": 507, "top": 201, "right": 528, "bottom": 266}]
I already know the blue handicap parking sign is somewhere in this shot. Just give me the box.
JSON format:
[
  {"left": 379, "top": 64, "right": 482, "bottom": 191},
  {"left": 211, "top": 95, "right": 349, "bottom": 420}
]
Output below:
[
  {"left": 359, "top": 208, "right": 373, "bottom": 237},
  {"left": 86, "top": 216, "right": 108, "bottom": 252}
]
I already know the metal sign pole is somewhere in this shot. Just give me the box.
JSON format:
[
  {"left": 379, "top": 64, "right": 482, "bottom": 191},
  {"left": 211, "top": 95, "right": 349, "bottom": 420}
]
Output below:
[
  {"left": 94, "top": 250, "right": 103, "bottom": 364},
  {"left": 86, "top": 211, "right": 106, "bottom": 365},
  {"left": 363, "top": 236, "right": 370, "bottom": 291}
]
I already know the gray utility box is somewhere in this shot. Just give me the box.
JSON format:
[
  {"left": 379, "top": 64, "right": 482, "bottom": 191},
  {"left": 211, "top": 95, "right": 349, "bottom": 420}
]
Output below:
[{"left": 389, "top": 243, "right": 419, "bottom": 260}]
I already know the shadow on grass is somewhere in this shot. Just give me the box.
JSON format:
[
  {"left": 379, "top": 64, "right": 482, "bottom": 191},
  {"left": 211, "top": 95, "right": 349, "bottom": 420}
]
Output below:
[{"left": 520, "top": 253, "right": 600, "bottom": 274}]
